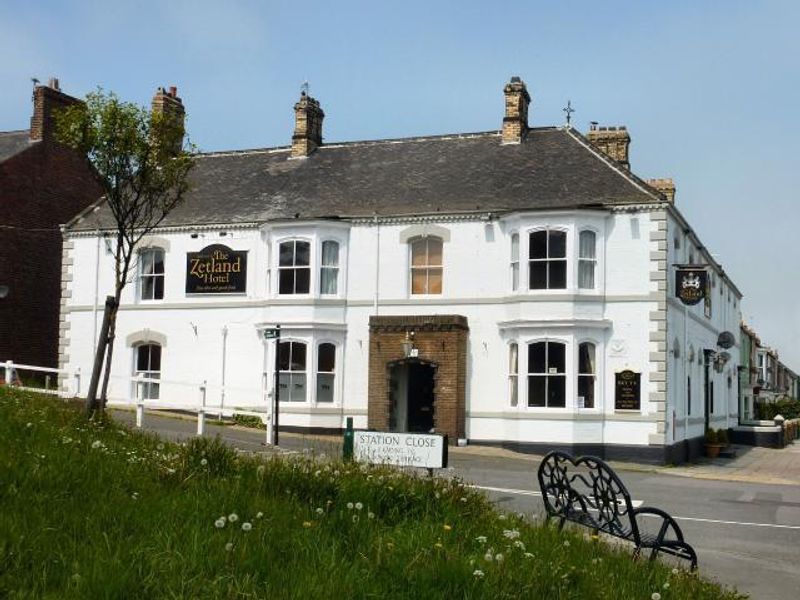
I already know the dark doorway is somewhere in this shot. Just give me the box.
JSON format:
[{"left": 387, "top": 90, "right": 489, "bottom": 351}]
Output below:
[{"left": 389, "top": 361, "right": 436, "bottom": 433}]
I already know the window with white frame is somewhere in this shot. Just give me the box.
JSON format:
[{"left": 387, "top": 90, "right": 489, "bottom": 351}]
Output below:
[
  {"left": 529, "top": 230, "right": 567, "bottom": 290},
  {"left": 134, "top": 343, "right": 161, "bottom": 400},
  {"left": 510, "top": 233, "right": 519, "bottom": 291},
  {"left": 577, "top": 342, "right": 596, "bottom": 408},
  {"left": 320, "top": 241, "right": 339, "bottom": 295},
  {"left": 410, "top": 237, "right": 443, "bottom": 295},
  {"left": 508, "top": 342, "right": 519, "bottom": 407},
  {"left": 527, "top": 341, "right": 566, "bottom": 407},
  {"left": 316, "top": 343, "right": 336, "bottom": 403},
  {"left": 139, "top": 248, "right": 165, "bottom": 300},
  {"left": 278, "top": 341, "right": 307, "bottom": 402},
  {"left": 278, "top": 240, "right": 311, "bottom": 294},
  {"left": 578, "top": 230, "right": 596, "bottom": 289}
]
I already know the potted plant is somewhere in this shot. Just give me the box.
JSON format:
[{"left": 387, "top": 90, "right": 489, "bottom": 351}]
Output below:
[
  {"left": 704, "top": 428, "right": 723, "bottom": 458},
  {"left": 716, "top": 428, "right": 730, "bottom": 448}
]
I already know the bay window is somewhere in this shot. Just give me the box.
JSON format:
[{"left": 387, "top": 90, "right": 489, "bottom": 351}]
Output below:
[
  {"left": 527, "top": 341, "right": 566, "bottom": 407},
  {"left": 529, "top": 230, "right": 566, "bottom": 290},
  {"left": 578, "top": 230, "right": 596, "bottom": 289},
  {"left": 278, "top": 341, "right": 307, "bottom": 402},
  {"left": 279, "top": 240, "right": 311, "bottom": 294},
  {"left": 577, "top": 342, "right": 596, "bottom": 408},
  {"left": 316, "top": 343, "right": 336, "bottom": 403},
  {"left": 320, "top": 241, "right": 339, "bottom": 295}
]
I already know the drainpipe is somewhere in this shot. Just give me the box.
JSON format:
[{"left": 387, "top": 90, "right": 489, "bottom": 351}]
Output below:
[
  {"left": 220, "top": 325, "right": 228, "bottom": 420},
  {"left": 683, "top": 303, "right": 688, "bottom": 438},
  {"left": 373, "top": 214, "right": 380, "bottom": 315},
  {"left": 92, "top": 230, "right": 101, "bottom": 355}
]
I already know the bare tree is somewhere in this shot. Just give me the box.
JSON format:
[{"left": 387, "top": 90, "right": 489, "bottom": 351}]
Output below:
[{"left": 56, "top": 88, "right": 194, "bottom": 415}]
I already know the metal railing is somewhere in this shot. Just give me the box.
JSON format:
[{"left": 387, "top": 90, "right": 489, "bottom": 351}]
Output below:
[{"left": 1, "top": 360, "right": 275, "bottom": 445}]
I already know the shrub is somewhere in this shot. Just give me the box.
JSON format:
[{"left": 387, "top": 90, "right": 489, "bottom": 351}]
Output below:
[
  {"left": 704, "top": 428, "right": 718, "bottom": 444},
  {"left": 716, "top": 428, "right": 729, "bottom": 446}
]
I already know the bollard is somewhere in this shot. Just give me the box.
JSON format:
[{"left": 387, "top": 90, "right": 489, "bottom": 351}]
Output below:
[
  {"left": 136, "top": 402, "right": 144, "bottom": 428},
  {"left": 4, "top": 360, "right": 12, "bottom": 385},
  {"left": 343, "top": 417, "right": 354, "bottom": 461},
  {"left": 197, "top": 410, "right": 205, "bottom": 436}
]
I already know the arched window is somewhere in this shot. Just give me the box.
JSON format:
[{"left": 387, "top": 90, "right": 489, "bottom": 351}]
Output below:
[
  {"left": 320, "top": 241, "right": 339, "bottom": 295},
  {"left": 578, "top": 231, "right": 596, "bottom": 289},
  {"left": 278, "top": 240, "right": 311, "bottom": 294},
  {"left": 278, "top": 341, "right": 307, "bottom": 402},
  {"left": 510, "top": 233, "right": 519, "bottom": 291},
  {"left": 410, "top": 237, "right": 443, "bottom": 295},
  {"left": 527, "top": 341, "right": 566, "bottom": 407},
  {"left": 577, "top": 342, "right": 596, "bottom": 408},
  {"left": 316, "top": 343, "right": 336, "bottom": 403},
  {"left": 529, "top": 230, "right": 566, "bottom": 290},
  {"left": 134, "top": 343, "right": 161, "bottom": 400},
  {"left": 508, "top": 342, "right": 519, "bottom": 407},
  {"left": 139, "top": 247, "right": 165, "bottom": 300}
]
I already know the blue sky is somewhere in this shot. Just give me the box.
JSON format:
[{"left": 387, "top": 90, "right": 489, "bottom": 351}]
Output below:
[{"left": 2, "top": 0, "right": 798, "bottom": 368}]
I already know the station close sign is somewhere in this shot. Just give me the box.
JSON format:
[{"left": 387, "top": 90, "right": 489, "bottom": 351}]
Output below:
[
  {"left": 353, "top": 431, "right": 447, "bottom": 469},
  {"left": 186, "top": 244, "right": 247, "bottom": 294}
]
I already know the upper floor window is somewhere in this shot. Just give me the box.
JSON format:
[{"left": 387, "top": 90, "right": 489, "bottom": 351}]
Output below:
[
  {"left": 134, "top": 343, "right": 161, "bottom": 400},
  {"left": 508, "top": 342, "right": 519, "bottom": 407},
  {"left": 279, "top": 240, "right": 310, "bottom": 294},
  {"left": 139, "top": 248, "right": 165, "bottom": 300},
  {"left": 278, "top": 341, "right": 307, "bottom": 402},
  {"left": 577, "top": 342, "right": 596, "bottom": 408},
  {"left": 529, "top": 230, "right": 566, "bottom": 290},
  {"left": 410, "top": 237, "right": 443, "bottom": 295},
  {"left": 316, "top": 343, "right": 336, "bottom": 403},
  {"left": 320, "top": 241, "right": 339, "bottom": 295},
  {"left": 578, "top": 231, "right": 596, "bottom": 289},
  {"left": 527, "top": 341, "right": 566, "bottom": 407},
  {"left": 510, "top": 233, "right": 520, "bottom": 291}
]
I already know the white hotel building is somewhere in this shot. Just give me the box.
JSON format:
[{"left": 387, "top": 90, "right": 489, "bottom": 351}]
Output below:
[{"left": 60, "top": 78, "right": 741, "bottom": 463}]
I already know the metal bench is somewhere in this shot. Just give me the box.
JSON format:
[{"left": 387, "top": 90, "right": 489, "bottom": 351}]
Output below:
[{"left": 537, "top": 450, "right": 697, "bottom": 570}]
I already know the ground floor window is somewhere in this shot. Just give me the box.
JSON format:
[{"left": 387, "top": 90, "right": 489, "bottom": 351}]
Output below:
[
  {"left": 316, "top": 343, "right": 336, "bottom": 403},
  {"left": 508, "top": 343, "right": 518, "bottom": 407},
  {"left": 577, "top": 342, "right": 595, "bottom": 408},
  {"left": 279, "top": 341, "right": 307, "bottom": 402},
  {"left": 528, "top": 341, "right": 566, "bottom": 408},
  {"left": 134, "top": 343, "right": 161, "bottom": 400}
]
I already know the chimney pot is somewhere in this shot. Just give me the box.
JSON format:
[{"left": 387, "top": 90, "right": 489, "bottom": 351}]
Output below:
[
  {"left": 48, "top": 77, "right": 60, "bottom": 91},
  {"left": 586, "top": 123, "right": 631, "bottom": 169},
  {"left": 501, "top": 76, "right": 531, "bottom": 145},
  {"left": 291, "top": 91, "right": 324, "bottom": 158},
  {"left": 151, "top": 85, "right": 186, "bottom": 154},
  {"left": 169, "top": 86, "right": 177, "bottom": 97},
  {"left": 29, "top": 78, "right": 78, "bottom": 142}
]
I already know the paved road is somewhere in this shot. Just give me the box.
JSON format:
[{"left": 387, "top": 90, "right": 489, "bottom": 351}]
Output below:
[{"left": 112, "top": 410, "right": 800, "bottom": 600}]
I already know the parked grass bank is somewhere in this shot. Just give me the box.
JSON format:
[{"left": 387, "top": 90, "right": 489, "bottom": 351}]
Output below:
[{"left": 0, "top": 388, "right": 744, "bottom": 599}]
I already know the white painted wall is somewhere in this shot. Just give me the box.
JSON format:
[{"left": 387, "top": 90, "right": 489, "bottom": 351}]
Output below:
[{"left": 62, "top": 207, "right": 738, "bottom": 448}]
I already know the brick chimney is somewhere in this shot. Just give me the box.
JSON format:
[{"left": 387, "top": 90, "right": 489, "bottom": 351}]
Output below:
[
  {"left": 586, "top": 123, "right": 631, "bottom": 169},
  {"left": 647, "top": 178, "right": 676, "bottom": 203},
  {"left": 501, "top": 76, "right": 531, "bottom": 144},
  {"left": 29, "top": 78, "right": 80, "bottom": 143},
  {"left": 151, "top": 85, "right": 186, "bottom": 154},
  {"left": 291, "top": 91, "right": 324, "bottom": 158}
]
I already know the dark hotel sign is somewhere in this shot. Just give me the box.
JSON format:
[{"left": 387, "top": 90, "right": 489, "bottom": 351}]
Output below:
[
  {"left": 675, "top": 268, "right": 707, "bottom": 306},
  {"left": 186, "top": 244, "right": 247, "bottom": 294},
  {"left": 614, "top": 370, "right": 641, "bottom": 411}
]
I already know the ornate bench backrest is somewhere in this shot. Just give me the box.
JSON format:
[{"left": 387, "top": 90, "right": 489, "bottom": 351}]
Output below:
[{"left": 537, "top": 451, "right": 639, "bottom": 540}]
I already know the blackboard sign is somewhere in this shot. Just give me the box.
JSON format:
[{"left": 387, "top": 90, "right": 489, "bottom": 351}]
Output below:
[
  {"left": 186, "top": 244, "right": 247, "bottom": 294},
  {"left": 676, "top": 268, "right": 707, "bottom": 306},
  {"left": 615, "top": 370, "right": 641, "bottom": 410}
]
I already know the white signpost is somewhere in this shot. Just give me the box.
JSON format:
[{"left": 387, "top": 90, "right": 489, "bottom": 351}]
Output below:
[{"left": 353, "top": 431, "right": 448, "bottom": 469}]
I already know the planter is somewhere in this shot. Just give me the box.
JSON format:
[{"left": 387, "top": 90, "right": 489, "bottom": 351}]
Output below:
[{"left": 704, "top": 443, "right": 724, "bottom": 458}]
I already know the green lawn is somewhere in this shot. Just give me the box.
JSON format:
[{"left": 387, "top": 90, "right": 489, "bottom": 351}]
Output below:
[{"left": 0, "top": 388, "right": 745, "bottom": 599}]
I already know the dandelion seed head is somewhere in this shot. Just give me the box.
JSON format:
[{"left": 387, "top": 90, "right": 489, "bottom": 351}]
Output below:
[
  {"left": 355, "top": 502, "right": 363, "bottom": 511},
  {"left": 225, "top": 542, "right": 233, "bottom": 552},
  {"left": 241, "top": 522, "right": 252, "bottom": 531},
  {"left": 495, "top": 553, "right": 504, "bottom": 562},
  {"left": 200, "top": 458, "right": 208, "bottom": 466},
  {"left": 228, "top": 513, "right": 239, "bottom": 523},
  {"left": 347, "top": 502, "right": 354, "bottom": 510},
  {"left": 473, "top": 569, "right": 484, "bottom": 578},
  {"left": 256, "top": 512, "right": 264, "bottom": 519},
  {"left": 484, "top": 553, "right": 493, "bottom": 562},
  {"left": 316, "top": 507, "right": 324, "bottom": 515},
  {"left": 368, "top": 512, "right": 375, "bottom": 519},
  {"left": 214, "top": 518, "right": 226, "bottom": 529},
  {"left": 476, "top": 536, "right": 487, "bottom": 544},
  {"left": 651, "top": 594, "right": 661, "bottom": 600}
]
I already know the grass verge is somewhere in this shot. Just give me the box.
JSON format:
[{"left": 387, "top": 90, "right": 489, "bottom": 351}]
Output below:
[{"left": 0, "top": 388, "right": 745, "bottom": 599}]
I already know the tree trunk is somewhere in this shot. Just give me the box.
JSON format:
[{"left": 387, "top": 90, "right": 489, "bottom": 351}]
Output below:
[
  {"left": 85, "top": 296, "right": 116, "bottom": 414},
  {"left": 98, "top": 310, "right": 118, "bottom": 410}
]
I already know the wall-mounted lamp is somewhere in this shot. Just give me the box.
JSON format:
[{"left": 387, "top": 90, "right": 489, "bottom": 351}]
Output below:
[{"left": 402, "top": 330, "right": 417, "bottom": 358}]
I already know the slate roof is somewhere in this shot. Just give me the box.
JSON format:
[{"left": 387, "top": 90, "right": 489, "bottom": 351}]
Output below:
[
  {"left": 0, "top": 130, "right": 33, "bottom": 163},
  {"left": 69, "top": 126, "right": 663, "bottom": 231}
]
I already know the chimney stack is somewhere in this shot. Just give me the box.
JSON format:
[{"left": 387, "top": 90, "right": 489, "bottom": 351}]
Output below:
[
  {"left": 647, "top": 178, "right": 676, "bottom": 203},
  {"left": 586, "top": 123, "right": 631, "bottom": 169},
  {"left": 29, "top": 78, "right": 79, "bottom": 143},
  {"left": 502, "top": 76, "right": 531, "bottom": 144},
  {"left": 151, "top": 85, "right": 186, "bottom": 154},
  {"left": 292, "top": 91, "right": 324, "bottom": 158}
]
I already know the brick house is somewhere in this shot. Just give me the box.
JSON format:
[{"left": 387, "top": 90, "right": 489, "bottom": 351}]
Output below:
[{"left": 0, "top": 79, "right": 101, "bottom": 369}]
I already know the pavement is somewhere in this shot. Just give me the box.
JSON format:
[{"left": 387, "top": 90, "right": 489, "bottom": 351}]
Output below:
[{"left": 111, "top": 408, "right": 800, "bottom": 600}]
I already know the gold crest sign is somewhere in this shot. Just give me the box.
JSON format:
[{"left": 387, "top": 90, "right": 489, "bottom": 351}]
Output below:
[{"left": 675, "top": 268, "right": 707, "bottom": 306}]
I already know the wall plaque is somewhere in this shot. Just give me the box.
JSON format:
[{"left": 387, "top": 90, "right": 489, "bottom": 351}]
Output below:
[
  {"left": 615, "top": 370, "right": 641, "bottom": 410},
  {"left": 186, "top": 244, "right": 247, "bottom": 294},
  {"left": 676, "top": 268, "right": 707, "bottom": 306}
]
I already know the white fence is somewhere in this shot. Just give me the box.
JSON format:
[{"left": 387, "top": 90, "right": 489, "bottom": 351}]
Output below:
[{"left": 1, "top": 359, "right": 275, "bottom": 445}]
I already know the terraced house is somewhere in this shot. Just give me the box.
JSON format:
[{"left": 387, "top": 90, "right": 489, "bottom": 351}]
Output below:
[{"left": 60, "top": 77, "right": 742, "bottom": 463}]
